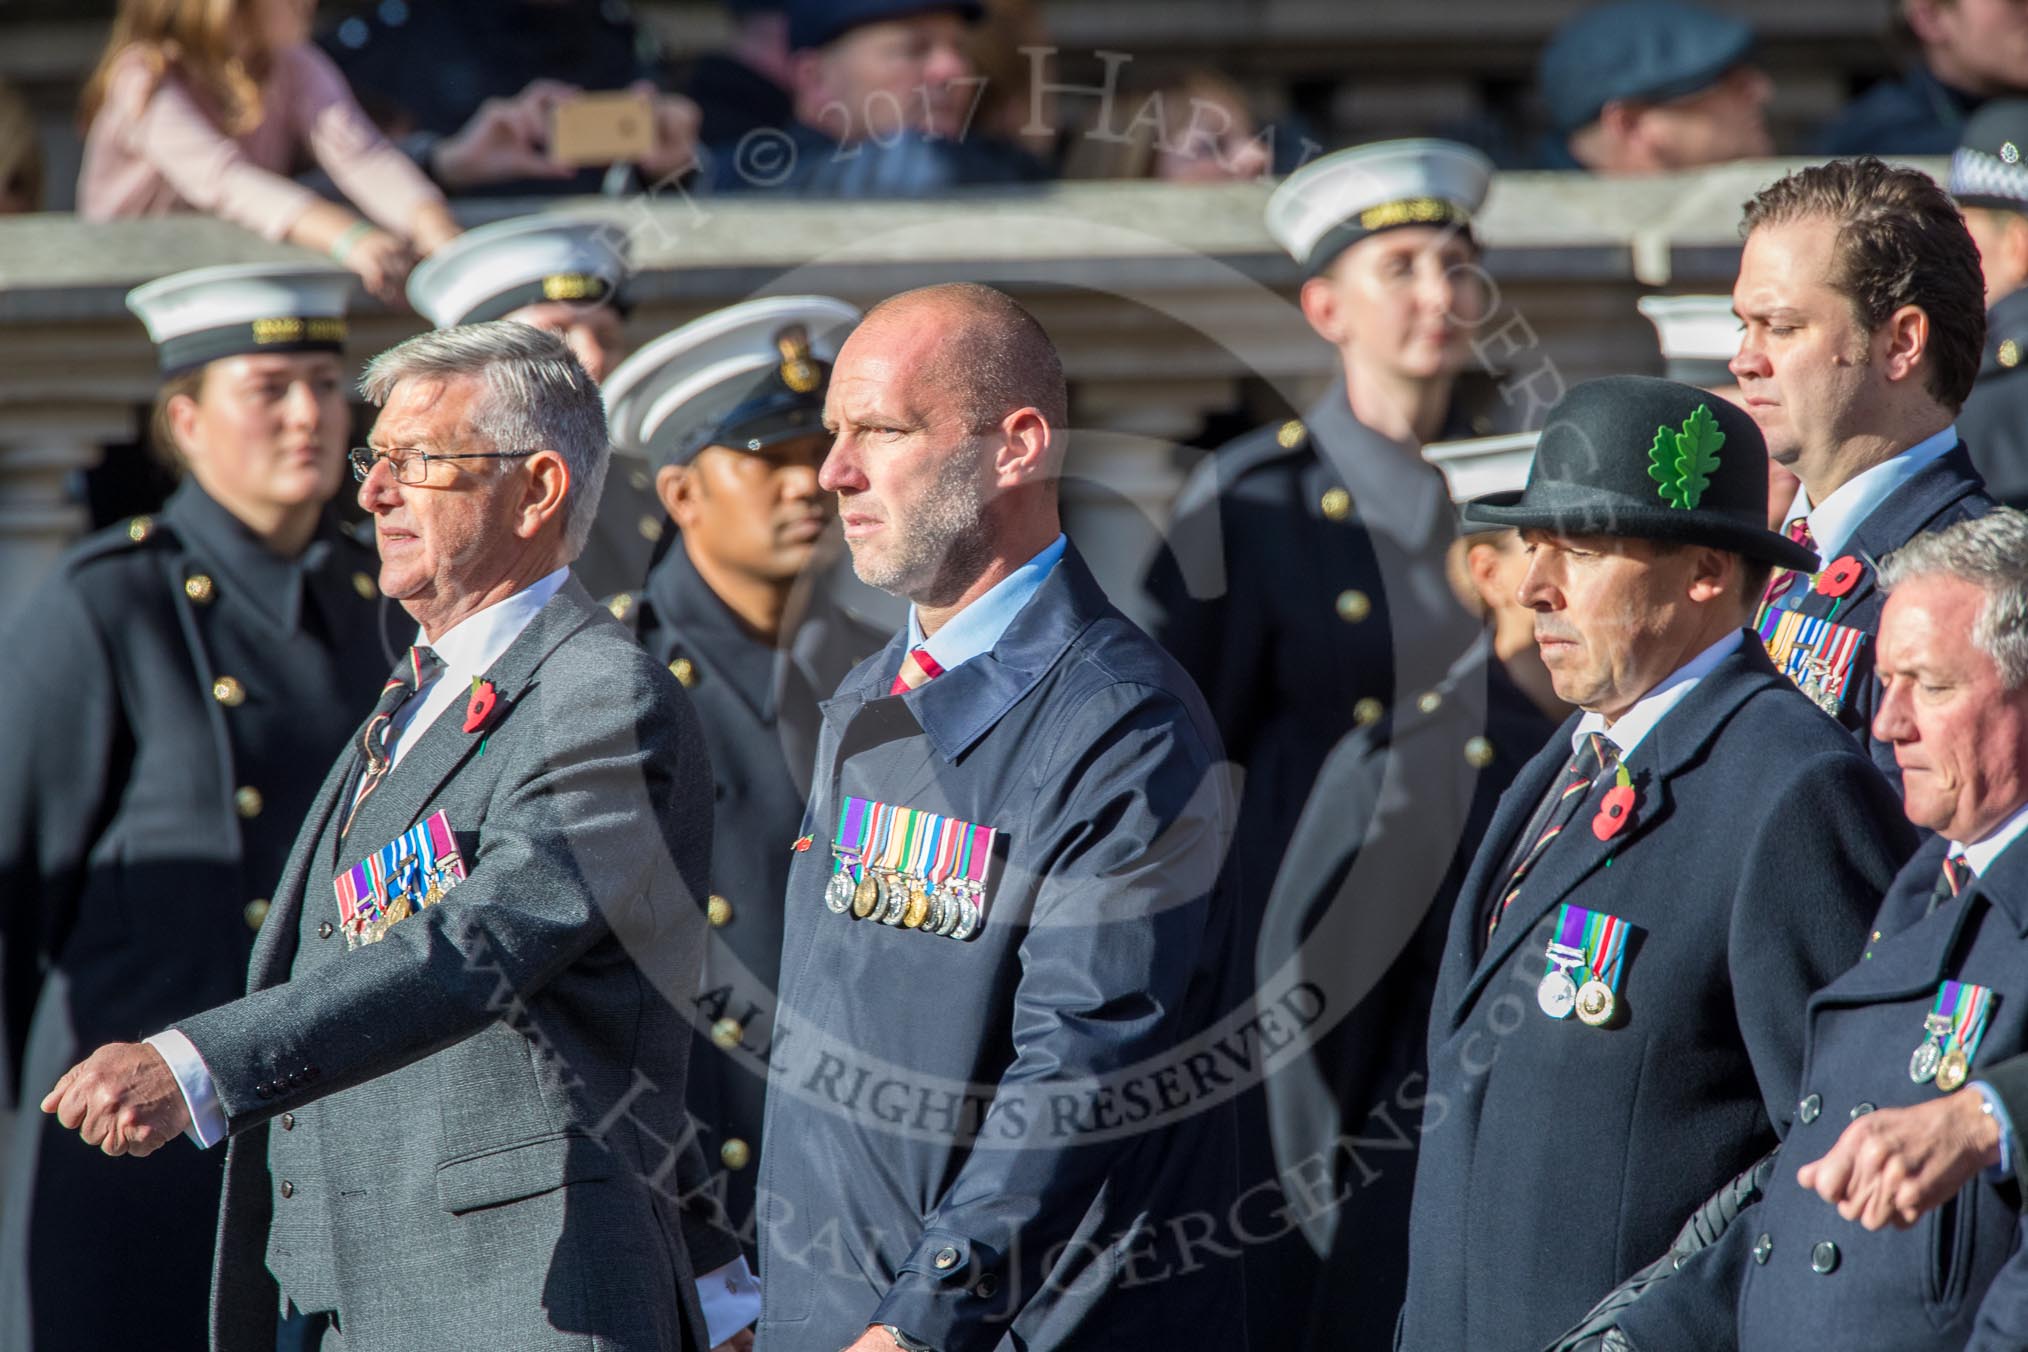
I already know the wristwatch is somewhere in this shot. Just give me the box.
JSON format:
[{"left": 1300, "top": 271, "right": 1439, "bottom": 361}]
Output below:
[{"left": 879, "top": 1325, "right": 936, "bottom": 1352}]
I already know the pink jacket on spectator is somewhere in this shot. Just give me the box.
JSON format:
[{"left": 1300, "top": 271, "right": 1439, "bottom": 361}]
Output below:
[{"left": 78, "top": 43, "right": 442, "bottom": 240}]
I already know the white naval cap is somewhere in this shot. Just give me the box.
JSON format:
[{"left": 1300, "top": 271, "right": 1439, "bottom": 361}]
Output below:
[
  {"left": 1423, "top": 430, "right": 1538, "bottom": 508},
  {"left": 1636, "top": 294, "right": 1740, "bottom": 387},
  {"left": 126, "top": 262, "right": 355, "bottom": 377},
  {"left": 605, "top": 295, "right": 862, "bottom": 468},
  {"left": 406, "top": 213, "right": 632, "bottom": 329},
  {"left": 1265, "top": 138, "right": 1493, "bottom": 276}
]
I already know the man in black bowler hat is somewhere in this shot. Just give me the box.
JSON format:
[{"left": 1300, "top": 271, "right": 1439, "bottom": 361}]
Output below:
[{"left": 1395, "top": 375, "right": 1915, "bottom": 1352}]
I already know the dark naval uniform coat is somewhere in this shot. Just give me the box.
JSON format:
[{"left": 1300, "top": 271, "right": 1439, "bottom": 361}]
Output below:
[
  {"left": 0, "top": 479, "right": 393, "bottom": 1352},
  {"left": 1397, "top": 640, "right": 1915, "bottom": 1352},
  {"left": 609, "top": 543, "right": 884, "bottom": 1256},
  {"left": 1760, "top": 444, "right": 1993, "bottom": 790},
  {"left": 1258, "top": 639, "right": 1557, "bottom": 1352},
  {"left": 1617, "top": 833, "right": 2028, "bottom": 1352},
  {"left": 754, "top": 546, "right": 1248, "bottom": 1352},
  {"left": 1957, "top": 288, "right": 2028, "bottom": 511}
]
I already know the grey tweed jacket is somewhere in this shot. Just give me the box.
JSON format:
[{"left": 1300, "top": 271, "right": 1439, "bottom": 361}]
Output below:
[{"left": 178, "top": 577, "right": 723, "bottom": 1352}]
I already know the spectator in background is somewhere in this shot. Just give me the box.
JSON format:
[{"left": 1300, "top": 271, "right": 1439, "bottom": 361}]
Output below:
[
  {"left": 682, "top": 1, "right": 796, "bottom": 155},
  {"left": 0, "top": 82, "right": 43, "bottom": 214},
  {"left": 324, "top": 0, "right": 700, "bottom": 197},
  {"left": 708, "top": 0, "right": 1049, "bottom": 195},
  {"left": 1822, "top": 0, "right": 2028, "bottom": 156},
  {"left": 965, "top": 0, "right": 1058, "bottom": 169},
  {"left": 1537, "top": 0, "right": 1774, "bottom": 173},
  {"left": 1061, "top": 69, "right": 1272, "bottom": 182},
  {"left": 77, "top": 0, "right": 459, "bottom": 303}
]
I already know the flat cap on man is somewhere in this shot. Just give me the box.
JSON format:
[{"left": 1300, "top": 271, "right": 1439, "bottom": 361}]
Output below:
[
  {"left": 1265, "top": 137, "right": 1492, "bottom": 277},
  {"left": 1538, "top": 0, "right": 1757, "bottom": 135},
  {"left": 126, "top": 262, "right": 353, "bottom": 377},
  {"left": 604, "top": 294, "right": 860, "bottom": 467},
  {"left": 1950, "top": 98, "right": 2028, "bottom": 212},
  {"left": 406, "top": 213, "right": 631, "bottom": 328},
  {"left": 785, "top": 0, "right": 983, "bottom": 51},
  {"left": 1462, "top": 374, "right": 1816, "bottom": 570}
]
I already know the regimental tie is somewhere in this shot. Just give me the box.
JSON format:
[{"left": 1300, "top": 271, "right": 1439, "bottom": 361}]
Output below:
[
  {"left": 1927, "top": 852, "right": 1976, "bottom": 917},
  {"left": 891, "top": 646, "right": 945, "bottom": 696},
  {"left": 1488, "top": 731, "right": 1617, "bottom": 943},
  {"left": 1760, "top": 516, "right": 1818, "bottom": 609},
  {"left": 342, "top": 645, "right": 444, "bottom": 837}
]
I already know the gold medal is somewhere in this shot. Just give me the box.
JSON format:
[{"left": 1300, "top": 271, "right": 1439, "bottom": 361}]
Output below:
[
  {"left": 1937, "top": 1046, "right": 1970, "bottom": 1093},
  {"left": 902, "top": 882, "right": 931, "bottom": 930},
  {"left": 851, "top": 874, "right": 879, "bottom": 919},
  {"left": 1575, "top": 979, "right": 1616, "bottom": 1027}
]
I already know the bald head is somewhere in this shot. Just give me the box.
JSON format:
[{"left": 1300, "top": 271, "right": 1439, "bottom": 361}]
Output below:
[{"left": 861, "top": 283, "right": 1069, "bottom": 440}]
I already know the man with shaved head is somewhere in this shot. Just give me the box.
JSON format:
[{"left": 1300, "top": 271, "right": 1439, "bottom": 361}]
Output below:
[{"left": 753, "top": 283, "right": 1247, "bottom": 1352}]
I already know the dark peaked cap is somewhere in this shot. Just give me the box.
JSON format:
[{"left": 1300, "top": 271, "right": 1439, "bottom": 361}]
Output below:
[{"left": 1461, "top": 375, "right": 1818, "bottom": 572}]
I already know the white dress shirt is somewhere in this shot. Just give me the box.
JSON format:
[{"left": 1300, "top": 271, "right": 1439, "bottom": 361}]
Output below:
[
  {"left": 145, "top": 566, "right": 758, "bottom": 1340},
  {"left": 1794, "top": 425, "right": 1958, "bottom": 559}
]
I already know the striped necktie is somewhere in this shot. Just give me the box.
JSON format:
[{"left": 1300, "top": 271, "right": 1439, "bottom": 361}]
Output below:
[
  {"left": 1760, "top": 516, "right": 1817, "bottom": 609},
  {"left": 1488, "top": 731, "right": 1616, "bottom": 942},
  {"left": 1927, "top": 852, "right": 1975, "bottom": 916},
  {"left": 891, "top": 646, "right": 944, "bottom": 696},
  {"left": 342, "top": 645, "right": 444, "bottom": 837}
]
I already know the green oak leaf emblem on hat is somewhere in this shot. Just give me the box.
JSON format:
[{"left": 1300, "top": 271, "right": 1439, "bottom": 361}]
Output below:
[{"left": 1648, "top": 402, "right": 1724, "bottom": 511}]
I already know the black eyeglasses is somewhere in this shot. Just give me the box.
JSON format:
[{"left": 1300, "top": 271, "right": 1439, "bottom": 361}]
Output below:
[{"left": 348, "top": 446, "right": 539, "bottom": 485}]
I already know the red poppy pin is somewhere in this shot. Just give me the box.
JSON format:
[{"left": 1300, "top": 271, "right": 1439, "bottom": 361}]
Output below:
[
  {"left": 463, "top": 677, "right": 501, "bottom": 735},
  {"left": 1815, "top": 555, "right": 1864, "bottom": 598},
  {"left": 792, "top": 835, "right": 814, "bottom": 853},
  {"left": 1592, "top": 765, "right": 1636, "bottom": 842}
]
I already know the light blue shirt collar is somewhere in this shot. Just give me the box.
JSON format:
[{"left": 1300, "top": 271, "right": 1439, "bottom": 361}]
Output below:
[
  {"left": 1960, "top": 801, "right": 2028, "bottom": 876},
  {"left": 1571, "top": 629, "right": 1743, "bottom": 761},
  {"left": 905, "top": 534, "right": 1067, "bottom": 673},
  {"left": 1798, "top": 425, "right": 1958, "bottom": 559}
]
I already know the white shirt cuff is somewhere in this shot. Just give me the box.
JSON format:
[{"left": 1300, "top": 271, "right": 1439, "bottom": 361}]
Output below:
[
  {"left": 143, "top": 1029, "right": 228, "bottom": 1149},
  {"left": 696, "top": 1255, "right": 761, "bottom": 1347}
]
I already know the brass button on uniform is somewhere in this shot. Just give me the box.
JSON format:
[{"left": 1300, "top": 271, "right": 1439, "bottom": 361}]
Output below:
[
  {"left": 243, "top": 898, "right": 270, "bottom": 930},
  {"left": 1319, "top": 487, "right": 1352, "bottom": 521},
  {"left": 720, "top": 1137, "right": 751, "bottom": 1171},
  {"left": 127, "top": 515, "right": 153, "bottom": 543},
  {"left": 710, "top": 1017, "right": 743, "bottom": 1050},
  {"left": 1464, "top": 736, "right": 1495, "bottom": 768},
  {"left": 1417, "top": 691, "right": 1443, "bottom": 714},
  {"left": 2002, "top": 339, "right": 2022, "bottom": 369},
  {"left": 279, "top": 1180, "right": 295, "bottom": 1199},
  {"left": 608, "top": 593, "right": 634, "bottom": 620},
  {"left": 318, "top": 921, "right": 335, "bottom": 940},
  {"left": 1752, "top": 1233, "right": 1772, "bottom": 1265},
  {"left": 707, "top": 895, "right": 733, "bottom": 927},
  {"left": 1799, "top": 1093, "right": 1821, "bottom": 1125},
  {"left": 1335, "top": 589, "right": 1371, "bottom": 622},
  {"left": 639, "top": 515, "right": 664, "bottom": 542},
  {"left": 352, "top": 571, "right": 377, "bottom": 599},
  {"left": 234, "top": 786, "right": 264, "bottom": 818},
  {"left": 1353, "top": 697, "right": 1383, "bottom": 726},
  {"left": 1276, "top": 419, "right": 1305, "bottom": 449},
  {"left": 279, "top": 1113, "right": 295, "bottom": 1131},
  {"left": 184, "top": 574, "right": 216, "bottom": 604},
  {"left": 212, "top": 676, "right": 246, "bottom": 707},
  {"left": 1811, "top": 1240, "right": 1839, "bottom": 1274},
  {"left": 933, "top": 1246, "right": 961, "bottom": 1270},
  {"left": 670, "top": 658, "right": 697, "bottom": 688}
]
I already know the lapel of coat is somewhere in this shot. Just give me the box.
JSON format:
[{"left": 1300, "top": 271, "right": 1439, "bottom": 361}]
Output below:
[
  {"left": 1448, "top": 639, "right": 1780, "bottom": 1025},
  {"left": 246, "top": 745, "right": 357, "bottom": 992},
  {"left": 1824, "top": 445, "right": 1990, "bottom": 616},
  {"left": 335, "top": 579, "right": 599, "bottom": 872}
]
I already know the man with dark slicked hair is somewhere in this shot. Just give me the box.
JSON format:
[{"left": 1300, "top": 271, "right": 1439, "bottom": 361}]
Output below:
[{"left": 754, "top": 283, "right": 1246, "bottom": 1352}]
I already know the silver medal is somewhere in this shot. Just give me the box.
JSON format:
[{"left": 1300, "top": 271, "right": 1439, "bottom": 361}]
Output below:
[
  {"left": 1538, "top": 970, "right": 1578, "bottom": 1019},
  {"left": 1910, "top": 1039, "right": 1943, "bottom": 1084},
  {"left": 825, "top": 866, "right": 854, "bottom": 913}
]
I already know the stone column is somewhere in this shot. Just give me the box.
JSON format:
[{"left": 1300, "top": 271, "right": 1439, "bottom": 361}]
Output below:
[{"left": 0, "top": 403, "right": 131, "bottom": 630}]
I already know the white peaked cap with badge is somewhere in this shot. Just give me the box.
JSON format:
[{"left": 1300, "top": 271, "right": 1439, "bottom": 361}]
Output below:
[
  {"left": 406, "top": 213, "right": 632, "bottom": 329},
  {"left": 605, "top": 295, "right": 862, "bottom": 467},
  {"left": 1424, "top": 430, "right": 1539, "bottom": 506},
  {"left": 127, "top": 262, "right": 355, "bottom": 376},
  {"left": 1637, "top": 294, "right": 1741, "bottom": 386},
  {"left": 1265, "top": 138, "right": 1494, "bottom": 276}
]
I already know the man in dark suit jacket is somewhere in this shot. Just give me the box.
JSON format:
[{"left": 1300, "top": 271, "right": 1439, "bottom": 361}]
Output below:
[
  {"left": 1395, "top": 376, "right": 1915, "bottom": 1351},
  {"left": 754, "top": 284, "right": 1245, "bottom": 1352},
  {"left": 1731, "top": 157, "right": 1997, "bottom": 789},
  {"left": 1583, "top": 510, "right": 2028, "bottom": 1352},
  {"left": 39, "top": 323, "right": 739, "bottom": 1352}
]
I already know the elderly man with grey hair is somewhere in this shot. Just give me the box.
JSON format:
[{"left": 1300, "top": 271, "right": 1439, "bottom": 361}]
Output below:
[
  {"left": 39, "top": 322, "right": 744, "bottom": 1352},
  {"left": 1567, "top": 508, "right": 2028, "bottom": 1352}
]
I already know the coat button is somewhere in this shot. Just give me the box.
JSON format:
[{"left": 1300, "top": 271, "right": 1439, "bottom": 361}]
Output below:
[
  {"left": 608, "top": 593, "right": 634, "bottom": 620},
  {"left": 639, "top": 515, "right": 664, "bottom": 542},
  {"left": 1752, "top": 1233, "right": 1772, "bottom": 1265},
  {"left": 720, "top": 1137, "right": 751, "bottom": 1171},
  {"left": 279, "top": 1112, "right": 295, "bottom": 1131},
  {"left": 1464, "top": 736, "right": 1495, "bottom": 767},
  {"left": 1276, "top": 419, "right": 1305, "bottom": 448},
  {"left": 244, "top": 898, "right": 270, "bottom": 930},
  {"left": 933, "top": 1246, "right": 961, "bottom": 1270},
  {"left": 2002, "top": 339, "right": 2022, "bottom": 369},
  {"left": 352, "top": 571, "right": 377, "bottom": 599},
  {"left": 184, "top": 573, "right": 216, "bottom": 604},
  {"left": 1335, "top": 589, "right": 1371, "bottom": 622},
  {"left": 1799, "top": 1093, "right": 1821, "bottom": 1124},
  {"left": 1319, "top": 487, "right": 1352, "bottom": 521},
  {"left": 1851, "top": 1102, "right": 1875, "bottom": 1119},
  {"left": 1417, "top": 691, "right": 1443, "bottom": 714},
  {"left": 707, "top": 895, "right": 733, "bottom": 927},
  {"left": 318, "top": 921, "right": 335, "bottom": 940},
  {"left": 1353, "top": 697, "right": 1383, "bottom": 727},
  {"left": 1811, "top": 1240, "right": 1839, "bottom": 1274},
  {"left": 279, "top": 1180, "right": 295, "bottom": 1199},
  {"left": 975, "top": 1273, "right": 998, "bottom": 1298},
  {"left": 710, "top": 1018, "right": 743, "bottom": 1050},
  {"left": 127, "top": 515, "right": 154, "bottom": 542},
  {"left": 670, "top": 658, "right": 697, "bottom": 688},
  {"left": 212, "top": 676, "right": 246, "bottom": 707},
  {"left": 234, "top": 786, "right": 264, "bottom": 818}
]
